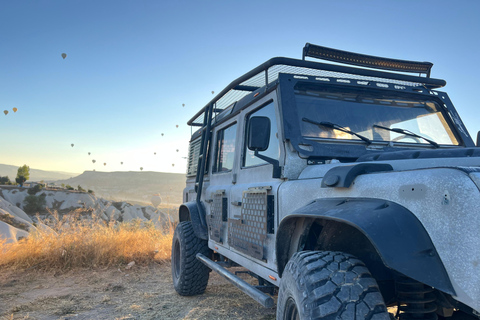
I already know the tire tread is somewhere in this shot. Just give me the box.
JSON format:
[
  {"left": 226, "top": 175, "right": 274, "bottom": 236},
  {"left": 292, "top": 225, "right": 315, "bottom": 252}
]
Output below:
[
  {"left": 171, "top": 221, "right": 210, "bottom": 296},
  {"left": 277, "top": 251, "right": 390, "bottom": 320}
]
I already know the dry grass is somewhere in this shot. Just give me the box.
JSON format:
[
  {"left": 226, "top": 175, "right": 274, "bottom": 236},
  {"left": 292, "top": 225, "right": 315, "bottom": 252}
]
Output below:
[{"left": 0, "top": 209, "right": 174, "bottom": 271}]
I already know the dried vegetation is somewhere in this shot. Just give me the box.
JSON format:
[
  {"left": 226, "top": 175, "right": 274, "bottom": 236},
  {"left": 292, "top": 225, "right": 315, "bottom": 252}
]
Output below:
[{"left": 0, "top": 209, "right": 175, "bottom": 271}]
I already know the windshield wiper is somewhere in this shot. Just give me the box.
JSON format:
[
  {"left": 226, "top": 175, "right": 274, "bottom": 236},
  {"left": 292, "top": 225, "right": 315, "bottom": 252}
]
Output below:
[
  {"left": 373, "top": 124, "right": 439, "bottom": 148},
  {"left": 302, "top": 118, "right": 372, "bottom": 145}
]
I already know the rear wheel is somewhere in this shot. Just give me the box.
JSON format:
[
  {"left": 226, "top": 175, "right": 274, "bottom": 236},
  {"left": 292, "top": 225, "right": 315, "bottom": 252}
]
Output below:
[
  {"left": 171, "top": 221, "right": 211, "bottom": 296},
  {"left": 277, "top": 251, "right": 390, "bottom": 320}
]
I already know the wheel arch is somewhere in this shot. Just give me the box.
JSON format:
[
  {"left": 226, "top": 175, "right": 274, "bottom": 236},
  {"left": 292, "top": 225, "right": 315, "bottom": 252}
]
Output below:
[
  {"left": 179, "top": 201, "right": 208, "bottom": 240},
  {"left": 276, "top": 198, "right": 455, "bottom": 296}
]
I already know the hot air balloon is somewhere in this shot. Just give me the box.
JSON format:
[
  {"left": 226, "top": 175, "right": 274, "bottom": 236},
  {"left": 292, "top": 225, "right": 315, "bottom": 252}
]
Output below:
[
  {"left": 121, "top": 162, "right": 123, "bottom": 165},
  {"left": 172, "top": 163, "right": 175, "bottom": 167},
  {"left": 140, "top": 167, "right": 143, "bottom": 171},
  {"left": 88, "top": 152, "right": 91, "bottom": 155},
  {"left": 151, "top": 194, "right": 162, "bottom": 207},
  {"left": 12, "top": 107, "right": 17, "bottom": 113},
  {"left": 61, "top": 53, "right": 67, "bottom": 59},
  {"left": 104, "top": 163, "right": 106, "bottom": 166},
  {"left": 71, "top": 143, "right": 74, "bottom": 147},
  {"left": 161, "top": 133, "right": 164, "bottom": 136},
  {"left": 154, "top": 152, "right": 156, "bottom": 155},
  {"left": 182, "top": 104, "right": 185, "bottom": 107},
  {"left": 176, "top": 125, "right": 179, "bottom": 128},
  {"left": 176, "top": 149, "right": 179, "bottom": 152},
  {"left": 211, "top": 91, "right": 214, "bottom": 94},
  {"left": 3, "top": 110, "right": 8, "bottom": 115},
  {"left": 92, "top": 160, "right": 96, "bottom": 163}
]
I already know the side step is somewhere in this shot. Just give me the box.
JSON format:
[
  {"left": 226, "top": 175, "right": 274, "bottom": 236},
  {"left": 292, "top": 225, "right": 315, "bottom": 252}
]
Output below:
[{"left": 196, "top": 253, "right": 274, "bottom": 308}]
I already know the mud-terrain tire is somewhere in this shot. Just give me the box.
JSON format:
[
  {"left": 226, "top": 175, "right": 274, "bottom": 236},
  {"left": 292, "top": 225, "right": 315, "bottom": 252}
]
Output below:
[
  {"left": 277, "top": 251, "right": 390, "bottom": 320},
  {"left": 171, "top": 221, "right": 211, "bottom": 296}
]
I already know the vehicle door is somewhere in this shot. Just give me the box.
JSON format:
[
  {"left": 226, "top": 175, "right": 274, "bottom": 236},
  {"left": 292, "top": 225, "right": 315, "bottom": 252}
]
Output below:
[
  {"left": 228, "top": 92, "right": 283, "bottom": 271},
  {"left": 204, "top": 118, "right": 239, "bottom": 250}
]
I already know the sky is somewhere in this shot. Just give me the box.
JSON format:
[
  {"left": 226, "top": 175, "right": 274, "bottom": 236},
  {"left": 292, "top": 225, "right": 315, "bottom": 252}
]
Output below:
[{"left": 1, "top": 1, "right": 479, "bottom": 175}]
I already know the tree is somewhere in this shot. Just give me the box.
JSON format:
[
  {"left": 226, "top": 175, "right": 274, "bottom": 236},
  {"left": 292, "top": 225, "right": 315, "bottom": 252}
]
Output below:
[
  {"left": 23, "top": 194, "right": 46, "bottom": 214},
  {"left": 0, "top": 176, "right": 11, "bottom": 185},
  {"left": 77, "top": 185, "right": 85, "bottom": 192},
  {"left": 28, "top": 184, "right": 43, "bottom": 195},
  {"left": 16, "top": 165, "right": 30, "bottom": 187}
]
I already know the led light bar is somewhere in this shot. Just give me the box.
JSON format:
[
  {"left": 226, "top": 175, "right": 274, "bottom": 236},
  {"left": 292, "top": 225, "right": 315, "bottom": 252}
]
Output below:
[{"left": 303, "top": 43, "right": 433, "bottom": 77}]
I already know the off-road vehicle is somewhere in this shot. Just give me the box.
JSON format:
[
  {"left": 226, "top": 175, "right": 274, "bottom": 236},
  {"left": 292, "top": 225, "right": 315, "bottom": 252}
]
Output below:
[{"left": 171, "top": 43, "right": 480, "bottom": 319}]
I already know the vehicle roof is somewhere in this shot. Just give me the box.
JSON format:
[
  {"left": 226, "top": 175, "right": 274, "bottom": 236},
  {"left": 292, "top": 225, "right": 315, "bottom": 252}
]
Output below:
[{"left": 187, "top": 55, "right": 447, "bottom": 129}]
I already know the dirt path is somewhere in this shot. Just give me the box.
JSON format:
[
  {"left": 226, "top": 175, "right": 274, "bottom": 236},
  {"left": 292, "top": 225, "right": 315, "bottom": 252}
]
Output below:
[{"left": 0, "top": 263, "right": 277, "bottom": 320}]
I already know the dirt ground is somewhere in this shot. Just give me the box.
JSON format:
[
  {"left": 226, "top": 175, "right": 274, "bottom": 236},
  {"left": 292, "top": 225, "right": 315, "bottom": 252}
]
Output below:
[{"left": 0, "top": 263, "right": 277, "bottom": 320}]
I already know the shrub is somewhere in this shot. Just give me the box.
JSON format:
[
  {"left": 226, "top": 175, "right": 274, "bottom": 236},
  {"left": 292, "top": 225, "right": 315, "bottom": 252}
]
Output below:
[
  {"left": 23, "top": 194, "right": 47, "bottom": 214},
  {"left": 27, "top": 184, "right": 44, "bottom": 195},
  {"left": 0, "top": 176, "right": 11, "bottom": 185}
]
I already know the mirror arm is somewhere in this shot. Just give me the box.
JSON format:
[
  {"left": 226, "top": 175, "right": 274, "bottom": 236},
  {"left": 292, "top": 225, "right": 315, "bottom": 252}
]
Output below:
[{"left": 254, "top": 150, "right": 281, "bottom": 179}]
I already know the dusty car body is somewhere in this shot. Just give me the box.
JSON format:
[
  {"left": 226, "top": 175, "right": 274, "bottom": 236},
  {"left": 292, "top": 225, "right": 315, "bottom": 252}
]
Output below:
[{"left": 172, "top": 43, "right": 480, "bottom": 320}]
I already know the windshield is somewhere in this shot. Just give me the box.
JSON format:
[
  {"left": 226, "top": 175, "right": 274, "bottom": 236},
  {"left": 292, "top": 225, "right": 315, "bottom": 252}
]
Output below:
[{"left": 295, "top": 85, "right": 460, "bottom": 146}]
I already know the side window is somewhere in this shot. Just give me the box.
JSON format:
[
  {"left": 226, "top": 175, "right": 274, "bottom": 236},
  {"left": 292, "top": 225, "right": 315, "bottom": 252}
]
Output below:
[
  {"left": 213, "top": 123, "right": 237, "bottom": 173},
  {"left": 186, "top": 137, "right": 210, "bottom": 177},
  {"left": 244, "top": 102, "right": 279, "bottom": 167},
  {"left": 187, "top": 137, "right": 201, "bottom": 176}
]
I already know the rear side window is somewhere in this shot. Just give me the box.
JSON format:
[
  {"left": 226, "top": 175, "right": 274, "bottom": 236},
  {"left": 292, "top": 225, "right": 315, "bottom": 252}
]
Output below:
[
  {"left": 213, "top": 123, "right": 237, "bottom": 173},
  {"left": 187, "top": 138, "right": 201, "bottom": 176}
]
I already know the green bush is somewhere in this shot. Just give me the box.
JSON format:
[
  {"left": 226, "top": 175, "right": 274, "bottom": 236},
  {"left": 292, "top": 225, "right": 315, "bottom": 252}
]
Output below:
[
  {"left": 23, "top": 194, "right": 47, "bottom": 214},
  {"left": 0, "top": 176, "right": 12, "bottom": 185},
  {"left": 27, "top": 184, "right": 44, "bottom": 195}
]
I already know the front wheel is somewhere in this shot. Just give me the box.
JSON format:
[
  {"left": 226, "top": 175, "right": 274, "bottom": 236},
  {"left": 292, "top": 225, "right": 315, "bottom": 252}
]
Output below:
[
  {"left": 277, "top": 251, "right": 390, "bottom": 320},
  {"left": 171, "top": 221, "right": 211, "bottom": 296}
]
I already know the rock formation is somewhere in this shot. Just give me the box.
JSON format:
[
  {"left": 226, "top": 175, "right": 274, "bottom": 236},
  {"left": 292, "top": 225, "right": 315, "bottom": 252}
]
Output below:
[{"left": 0, "top": 186, "right": 171, "bottom": 243}]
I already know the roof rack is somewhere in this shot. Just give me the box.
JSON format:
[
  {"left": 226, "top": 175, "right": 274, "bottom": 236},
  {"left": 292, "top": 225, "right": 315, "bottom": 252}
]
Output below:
[{"left": 188, "top": 43, "right": 446, "bottom": 127}]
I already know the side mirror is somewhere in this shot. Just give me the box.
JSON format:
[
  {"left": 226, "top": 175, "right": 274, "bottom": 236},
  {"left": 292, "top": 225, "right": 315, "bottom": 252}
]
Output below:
[
  {"left": 477, "top": 131, "right": 480, "bottom": 147},
  {"left": 247, "top": 116, "right": 270, "bottom": 151}
]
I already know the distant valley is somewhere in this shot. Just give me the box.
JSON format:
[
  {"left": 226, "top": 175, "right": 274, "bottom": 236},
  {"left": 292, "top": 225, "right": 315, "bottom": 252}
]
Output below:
[
  {"left": 0, "top": 164, "right": 186, "bottom": 206},
  {"left": 55, "top": 171, "right": 185, "bottom": 206}
]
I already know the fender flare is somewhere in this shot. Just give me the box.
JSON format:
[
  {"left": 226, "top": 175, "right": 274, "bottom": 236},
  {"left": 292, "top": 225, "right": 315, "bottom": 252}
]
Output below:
[
  {"left": 179, "top": 201, "right": 208, "bottom": 240},
  {"left": 276, "top": 198, "right": 455, "bottom": 295}
]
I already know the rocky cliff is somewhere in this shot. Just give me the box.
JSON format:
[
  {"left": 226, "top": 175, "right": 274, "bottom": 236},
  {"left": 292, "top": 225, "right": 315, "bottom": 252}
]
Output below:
[{"left": 0, "top": 186, "right": 171, "bottom": 244}]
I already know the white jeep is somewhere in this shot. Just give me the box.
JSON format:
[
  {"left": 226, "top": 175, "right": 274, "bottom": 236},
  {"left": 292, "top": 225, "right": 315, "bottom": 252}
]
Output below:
[{"left": 171, "top": 43, "right": 480, "bottom": 320}]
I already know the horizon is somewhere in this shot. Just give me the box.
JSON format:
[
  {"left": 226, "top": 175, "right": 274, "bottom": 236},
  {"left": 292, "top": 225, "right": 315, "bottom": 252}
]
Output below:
[
  {"left": 1, "top": 1, "right": 479, "bottom": 174},
  {"left": 0, "top": 162, "right": 186, "bottom": 178}
]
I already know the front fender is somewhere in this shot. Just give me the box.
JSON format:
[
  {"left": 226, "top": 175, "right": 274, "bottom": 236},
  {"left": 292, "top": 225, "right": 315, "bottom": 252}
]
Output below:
[
  {"left": 179, "top": 201, "right": 208, "bottom": 240},
  {"left": 276, "top": 198, "right": 455, "bottom": 295}
]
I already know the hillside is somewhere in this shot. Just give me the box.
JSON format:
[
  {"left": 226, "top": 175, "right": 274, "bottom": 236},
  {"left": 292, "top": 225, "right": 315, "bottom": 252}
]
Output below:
[
  {"left": 0, "top": 164, "right": 78, "bottom": 181},
  {"left": 55, "top": 171, "right": 186, "bottom": 205}
]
